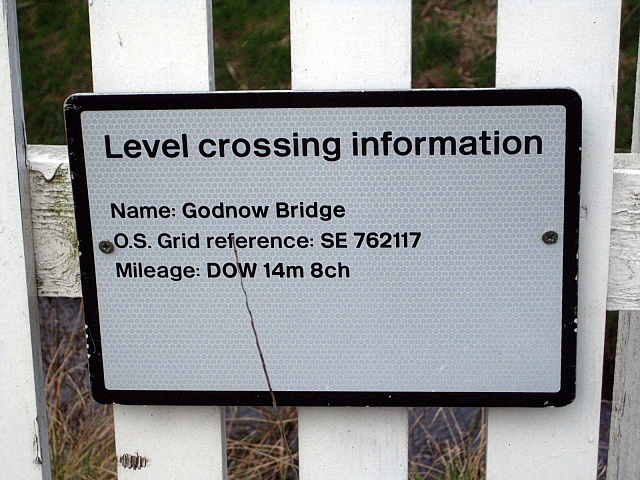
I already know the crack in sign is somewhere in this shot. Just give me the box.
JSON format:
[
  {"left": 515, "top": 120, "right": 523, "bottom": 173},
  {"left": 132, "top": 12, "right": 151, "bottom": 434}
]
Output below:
[{"left": 232, "top": 236, "right": 300, "bottom": 480}]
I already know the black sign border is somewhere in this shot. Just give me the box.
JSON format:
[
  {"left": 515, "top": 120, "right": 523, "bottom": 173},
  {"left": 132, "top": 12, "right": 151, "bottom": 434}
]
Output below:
[{"left": 65, "top": 88, "right": 580, "bottom": 407}]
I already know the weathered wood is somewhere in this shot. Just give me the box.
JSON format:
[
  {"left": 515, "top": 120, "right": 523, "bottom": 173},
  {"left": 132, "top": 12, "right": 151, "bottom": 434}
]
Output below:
[
  {"left": 608, "top": 153, "right": 640, "bottom": 310},
  {"left": 0, "top": 0, "right": 51, "bottom": 477},
  {"left": 607, "top": 311, "right": 640, "bottom": 480},
  {"left": 28, "top": 145, "right": 80, "bottom": 298},
  {"left": 87, "top": 1, "right": 226, "bottom": 478},
  {"left": 27, "top": 151, "right": 640, "bottom": 309},
  {"left": 298, "top": 407, "right": 408, "bottom": 479},
  {"left": 291, "top": 0, "right": 410, "bottom": 478},
  {"left": 487, "top": 1, "right": 620, "bottom": 478},
  {"left": 606, "top": 25, "right": 640, "bottom": 480}
]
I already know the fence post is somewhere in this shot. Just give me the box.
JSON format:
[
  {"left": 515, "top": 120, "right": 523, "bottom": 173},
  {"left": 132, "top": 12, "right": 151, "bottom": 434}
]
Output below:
[
  {"left": 0, "top": 0, "right": 51, "bottom": 478},
  {"left": 290, "top": 1, "right": 411, "bottom": 478},
  {"left": 487, "top": 1, "right": 621, "bottom": 478},
  {"left": 606, "top": 29, "right": 640, "bottom": 480},
  {"left": 87, "top": 1, "right": 226, "bottom": 478}
]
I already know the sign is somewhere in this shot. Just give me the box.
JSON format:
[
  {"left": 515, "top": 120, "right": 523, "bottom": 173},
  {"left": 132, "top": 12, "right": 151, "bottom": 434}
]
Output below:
[{"left": 65, "top": 89, "right": 580, "bottom": 407}]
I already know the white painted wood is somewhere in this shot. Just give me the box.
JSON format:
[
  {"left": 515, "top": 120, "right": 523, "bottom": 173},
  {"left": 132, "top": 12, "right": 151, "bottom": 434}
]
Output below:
[
  {"left": 298, "top": 407, "right": 408, "bottom": 479},
  {"left": 89, "top": 0, "right": 214, "bottom": 93},
  {"left": 292, "top": 1, "right": 410, "bottom": 478},
  {"left": 488, "top": 2, "right": 621, "bottom": 479},
  {"left": 290, "top": 0, "right": 411, "bottom": 91},
  {"left": 114, "top": 405, "right": 227, "bottom": 480},
  {"left": 608, "top": 153, "right": 640, "bottom": 310},
  {"left": 28, "top": 145, "right": 81, "bottom": 298},
  {"left": 27, "top": 158, "right": 640, "bottom": 308},
  {"left": 607, "top": 311, "right": 640, "bottom": 480},
  {"left": 24, "top": 148, "right": 640, "bottom": 309},
  {"left": 0, "top": 0, "right": 51, "bottom": 478},
  {"left": 88, "top": 1, "right": 225, "bottom": 477},
  {"left": 607, "top": 30, "right": 640, "bottom": 479}
]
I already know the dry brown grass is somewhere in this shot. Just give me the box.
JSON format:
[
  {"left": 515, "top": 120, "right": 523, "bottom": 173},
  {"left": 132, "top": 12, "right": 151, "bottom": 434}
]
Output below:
[
  {"left": 226, "top": 406, "right": 299, "bottom": 479},
  {"left": 40, "top": 298, "right": 116, "bottom": 480},
  {"left": 409, "top": 408, "right": 486, "bottom": 480}
]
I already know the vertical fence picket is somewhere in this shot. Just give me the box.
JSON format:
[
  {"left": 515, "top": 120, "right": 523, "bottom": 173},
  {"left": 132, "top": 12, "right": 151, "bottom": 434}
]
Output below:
[
  {"left": 87, "top": 1, "right": 226, "bottom": 478},
  {"left": 0, "top": 0, "right": 51, "bottom": 479},
  {"left": 606, "top": 28, "right": 640, "bottom": 480},
  {"left": 290, "top": 1, "right": 411, "bottom": 478},
  {"left": 0, "top": 0, "right": 51, "bottom": 478},
  {"left": 487, "top": 2, "right": 621, "bottom": 478},
  {"left": 607, "top": 311, "right": 640, "bottom": 479}
]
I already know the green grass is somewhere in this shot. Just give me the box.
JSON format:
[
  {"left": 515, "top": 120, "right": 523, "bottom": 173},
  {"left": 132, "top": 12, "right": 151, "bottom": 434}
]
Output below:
[
  {"left": 412, "top": 0, "right": 496, "bottom": 89},
  {"left": 617, "top": 2, "right": 640, "bottom": 152},
  {"left": 17, "top": 0, "right": 92, "bottom": 145},
  {"left": 213, "top": 0, "right": 291, "bottom": 91}
]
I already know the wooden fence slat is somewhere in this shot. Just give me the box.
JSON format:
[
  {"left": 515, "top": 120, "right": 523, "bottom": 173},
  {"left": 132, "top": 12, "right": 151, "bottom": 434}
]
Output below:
[
  {"left": 28, "top": 145, "right": 80, "bottom": 298},
  {"left": 89, "top": 0, "right": 214, "bottom": 93},
  {"left": 291, "top": 1, "right": 411, "bottom": 478},
  {"left": 27, "top": 152, "right": 640, "bottom": 308},
  {"left": 290, "top": 0, "right": 411, "bottom": 91},
  {"left": 607, "top": 28, "right": 640, "bottom": 479},
  {"left": 608, "top": 154, "right": 640, "bottom": 310},
  {"left": 87, "top": 1, "right": 226, "bottom": 478},
  {"left": 113, "top": 405, "right": 227, "bottom": 480},
  {"left": 487, "top": 1, "right": 621, "bottom": 478},
  {"left": 0, "top": 1, "right": 51, "bottom": 477},
  {"left": 607, "top": 311, "right": 640, "bottom": 479}
]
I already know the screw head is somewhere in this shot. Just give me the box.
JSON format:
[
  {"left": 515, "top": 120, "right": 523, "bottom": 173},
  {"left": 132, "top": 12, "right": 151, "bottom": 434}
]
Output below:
[
  {"left": 541, "top": 231, "right": 559, "bottom": 245},
  {"left": 99, "top": 240, "right": 114, "bottom": 254}
]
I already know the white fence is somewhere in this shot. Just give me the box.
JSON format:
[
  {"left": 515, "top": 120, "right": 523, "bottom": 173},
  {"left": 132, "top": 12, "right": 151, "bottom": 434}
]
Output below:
[{"left": 1, "top": 0, "right": 637, "bottom": 478}]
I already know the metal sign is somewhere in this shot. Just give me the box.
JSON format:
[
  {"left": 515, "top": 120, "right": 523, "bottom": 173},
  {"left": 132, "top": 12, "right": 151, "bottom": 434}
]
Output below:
[{"left": 65, "top": 89, "right": 580, "bottom": 407}]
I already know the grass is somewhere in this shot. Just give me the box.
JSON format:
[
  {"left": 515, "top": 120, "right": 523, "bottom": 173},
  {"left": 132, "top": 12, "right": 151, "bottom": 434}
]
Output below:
[
  {"left": 226, "top": 406, "right": 299, "bottom": 479},
  {"left": 617, "top": 2, "right": 640, "bottom": 152},
  {"left": 39, "top": 299, "right": 116, "bottom": 480},
  {"left": 409, "top": 408, "right": 486, "bottom": 480},
  {"left": 21, "top": 1, "right": 640, "bottom": 478},
  {"left": 412, "top": 0, "right": 496, "bottom": 89},
  {"left": 213, "top": 0, "right": 291, "bottom": 91},
  {"left": 17, "top": 0, "right": 92, "bottom": 145}
]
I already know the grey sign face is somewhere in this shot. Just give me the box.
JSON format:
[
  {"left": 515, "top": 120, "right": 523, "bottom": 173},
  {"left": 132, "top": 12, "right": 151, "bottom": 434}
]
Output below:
[{"left": 65, "top": 90, "right": 580, "bottom": 407}]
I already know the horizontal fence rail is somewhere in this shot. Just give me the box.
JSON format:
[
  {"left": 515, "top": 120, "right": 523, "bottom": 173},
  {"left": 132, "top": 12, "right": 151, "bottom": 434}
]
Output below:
[{"left": 28, "top": 148, "right": 640, "bottom": 311}]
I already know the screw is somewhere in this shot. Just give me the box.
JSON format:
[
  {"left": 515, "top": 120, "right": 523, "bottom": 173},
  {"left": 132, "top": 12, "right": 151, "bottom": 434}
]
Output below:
[
  {"left": 99, "top": 240, "right": 114, "bottom": 254},
  {"left": 541, "top": 231, "right": 558, "bottom": 245}
]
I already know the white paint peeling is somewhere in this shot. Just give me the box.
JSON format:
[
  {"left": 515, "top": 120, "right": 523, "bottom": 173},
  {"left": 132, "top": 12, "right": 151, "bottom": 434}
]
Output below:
[
  {"left": 27, "top": 146, "right": 80, "bottom": 297},
  {"left": 27, "top": 145, "right": 65, "bottom": 181}
]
